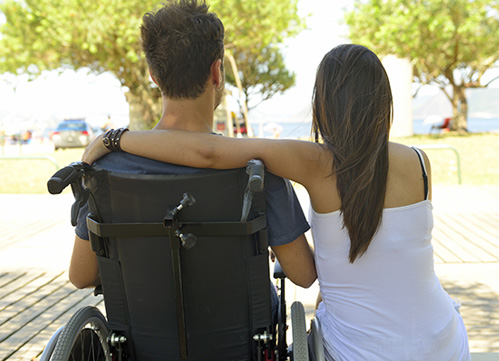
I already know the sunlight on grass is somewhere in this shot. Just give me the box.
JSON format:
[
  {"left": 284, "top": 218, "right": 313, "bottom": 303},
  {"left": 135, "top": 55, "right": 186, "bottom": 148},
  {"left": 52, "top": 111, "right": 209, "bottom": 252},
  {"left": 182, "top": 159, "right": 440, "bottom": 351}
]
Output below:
[
  {"left": 0, "top": 147, "right": 83, "bottom": 194},
  {"left": 0, "top": 132, "right": 498, "bottom": 193},
  {"left": 393, "top": 133, "right": 499, "bottom": 186}
]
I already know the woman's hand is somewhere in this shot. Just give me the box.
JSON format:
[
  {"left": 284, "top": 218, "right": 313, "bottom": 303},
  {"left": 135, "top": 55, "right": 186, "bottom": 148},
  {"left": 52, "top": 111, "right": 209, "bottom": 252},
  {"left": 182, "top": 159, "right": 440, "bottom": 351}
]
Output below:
[{"left": 82, "top": 133, "right": 110, "bottom": 164}]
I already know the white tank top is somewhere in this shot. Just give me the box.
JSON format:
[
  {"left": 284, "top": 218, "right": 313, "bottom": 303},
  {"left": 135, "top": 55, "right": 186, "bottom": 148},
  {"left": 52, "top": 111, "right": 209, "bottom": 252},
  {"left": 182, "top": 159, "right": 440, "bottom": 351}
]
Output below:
[{"left": 310, "top": 149, "right": 470, "bottom": 360}]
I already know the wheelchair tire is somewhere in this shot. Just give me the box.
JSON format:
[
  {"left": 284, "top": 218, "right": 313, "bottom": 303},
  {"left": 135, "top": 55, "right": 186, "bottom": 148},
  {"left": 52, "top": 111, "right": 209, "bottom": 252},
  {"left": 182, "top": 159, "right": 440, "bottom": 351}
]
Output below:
[
  {"left": 51, "top": 306, "right": 110, "bottom": 361},
  {"left": 291, "top": 302, "right": 309, "bottom": 361},
  {"left": 39, "top": 326, "right": 64, "bottom": 361},
  {"left": 277, "top": 294, "right": 287, "bottom": 361},
  {"left": 310, "top": 318, "right": 325, "bottom": 361}
]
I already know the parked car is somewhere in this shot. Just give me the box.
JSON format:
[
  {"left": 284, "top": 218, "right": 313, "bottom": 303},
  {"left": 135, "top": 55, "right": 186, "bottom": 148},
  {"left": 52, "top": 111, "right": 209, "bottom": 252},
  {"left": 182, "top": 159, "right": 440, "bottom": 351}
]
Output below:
[{"left": 52, "top": 119, "right": 95, "bottom": 150}]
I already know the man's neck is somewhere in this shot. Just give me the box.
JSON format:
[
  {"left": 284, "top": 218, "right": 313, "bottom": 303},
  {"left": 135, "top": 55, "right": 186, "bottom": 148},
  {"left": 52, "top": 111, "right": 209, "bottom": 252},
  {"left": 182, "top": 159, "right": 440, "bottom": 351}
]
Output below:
[{"left": 154, "top": 94, "right": 215, "bottom": 133}]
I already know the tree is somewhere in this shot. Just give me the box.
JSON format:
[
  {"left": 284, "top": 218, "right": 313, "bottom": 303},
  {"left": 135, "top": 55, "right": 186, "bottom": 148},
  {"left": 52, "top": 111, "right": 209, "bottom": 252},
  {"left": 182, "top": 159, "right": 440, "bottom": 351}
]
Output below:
[
  {"left": 0, "top": 0, "right": 303, "bottom": 130},
  {"left": 226, "top": 45, "right": 296, "bottom": 111},
  {"left": 213, "top": 0, "right": 303, "bottom": 135},
  {"left": 345, "top": 0, "right": 499, "bottom": 132},
  {"left": 0, "top": 0, "right": 160, "bottom": 130},
  {"left": 212, "top": 0, "right": 302, "bottom": 111}
]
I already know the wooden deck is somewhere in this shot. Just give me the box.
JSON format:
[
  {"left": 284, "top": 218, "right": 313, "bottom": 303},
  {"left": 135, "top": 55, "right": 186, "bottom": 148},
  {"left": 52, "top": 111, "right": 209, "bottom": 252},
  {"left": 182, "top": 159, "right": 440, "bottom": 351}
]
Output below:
[
  {"left": 0, "top": 271, "right": 103, "bottom": 360},
  {"left": 433, "top": 212, "right": 499, "bottom": 264},
  {"left": 0, "top": 192, "right": 498, "bottom": 359}
]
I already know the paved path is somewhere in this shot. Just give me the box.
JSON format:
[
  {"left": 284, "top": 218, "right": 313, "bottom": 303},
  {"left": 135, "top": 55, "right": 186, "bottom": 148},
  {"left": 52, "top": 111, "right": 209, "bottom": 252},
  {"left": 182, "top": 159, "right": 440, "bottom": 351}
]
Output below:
[{"left": 0, "top": 186, "right": 498, "bottom": 359}]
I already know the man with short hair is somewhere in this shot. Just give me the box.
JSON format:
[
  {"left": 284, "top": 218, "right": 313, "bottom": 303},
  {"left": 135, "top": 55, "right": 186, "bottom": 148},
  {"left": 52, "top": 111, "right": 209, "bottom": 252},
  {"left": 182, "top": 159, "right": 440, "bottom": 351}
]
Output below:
[{"left": 70, "top": 0, "right": 316, "bottom": 317}]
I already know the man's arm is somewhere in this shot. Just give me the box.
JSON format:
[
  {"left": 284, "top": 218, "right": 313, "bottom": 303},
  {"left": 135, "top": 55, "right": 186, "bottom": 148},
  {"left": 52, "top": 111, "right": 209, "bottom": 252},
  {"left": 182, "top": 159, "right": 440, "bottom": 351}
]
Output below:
[
  {"left": 69, "top": 235, "right": 100, "bottom": 289},
  {"left": 271, "top": 234, "right": 316, "bottom": 288}
]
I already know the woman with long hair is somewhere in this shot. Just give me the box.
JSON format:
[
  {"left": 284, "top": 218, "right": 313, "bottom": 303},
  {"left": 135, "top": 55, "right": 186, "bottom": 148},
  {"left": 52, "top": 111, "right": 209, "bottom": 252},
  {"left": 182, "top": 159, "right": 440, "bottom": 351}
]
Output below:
[{"left": 83, "top": 44, "right": 470, "bottom": 360}]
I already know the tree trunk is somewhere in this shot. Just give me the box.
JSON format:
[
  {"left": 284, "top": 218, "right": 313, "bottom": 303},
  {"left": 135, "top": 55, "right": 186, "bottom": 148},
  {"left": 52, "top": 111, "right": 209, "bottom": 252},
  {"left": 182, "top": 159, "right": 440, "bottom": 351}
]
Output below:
[
  {"left": 456, "top": 86, "right": 469, "bottom": 132},
  {"left": 450, "top": 89, "right": 460, "bottom": 131},
  {"left": 226, "top": 53, "right": 253, "bottom": 137},
  {"left": 449, "top": 85, "right": 469, "bottom": 132},
  {"left": 125, "top": 88, "right": 162, "bottom": 130}
]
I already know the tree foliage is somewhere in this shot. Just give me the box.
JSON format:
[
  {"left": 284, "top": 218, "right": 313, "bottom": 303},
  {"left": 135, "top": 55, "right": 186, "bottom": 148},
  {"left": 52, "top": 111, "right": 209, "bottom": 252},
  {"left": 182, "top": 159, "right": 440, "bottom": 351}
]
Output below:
[
  {"left": 211, "top": 0, "right": 302, "bottom": 111},
  {"left": 345, "top": 0, "right": 499, "bottom": 131},
  {"left": 225, "top": 44, "right": 296, "bottom": 111},
  {"left": 0, "top": 0, "right": 303, "bottom": 129}
]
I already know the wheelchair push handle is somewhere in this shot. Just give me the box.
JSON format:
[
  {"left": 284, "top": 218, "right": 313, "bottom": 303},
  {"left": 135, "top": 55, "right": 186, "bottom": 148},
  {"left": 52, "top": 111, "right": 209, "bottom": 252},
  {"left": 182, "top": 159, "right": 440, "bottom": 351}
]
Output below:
[
  {"left": 47, "top": 164, "right": 80, "bottom": 194},
  {"left": 246, "top": 159, "right": 264, "bottom": 193},
  {"left": 47, "top": 162, "right": 92, "bottom": 227},
  {"left": 241, "top": 160, "right": 265, "bottom": 222}
]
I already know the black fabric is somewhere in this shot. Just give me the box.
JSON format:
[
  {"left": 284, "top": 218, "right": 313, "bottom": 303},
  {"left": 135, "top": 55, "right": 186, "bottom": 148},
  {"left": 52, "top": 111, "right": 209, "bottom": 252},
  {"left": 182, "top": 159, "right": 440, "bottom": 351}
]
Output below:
[
  {"left": 86, "top": 216, "right": 267, "bottom": 238},
  {"left": 96, "top": 256, "right": 129, "bottom": 331},
  {"left": 412, "top": 147, "right": 429, "bottom": 200},
  {"left": 84, "top": 167, "right": 272, "bottom": 361}
]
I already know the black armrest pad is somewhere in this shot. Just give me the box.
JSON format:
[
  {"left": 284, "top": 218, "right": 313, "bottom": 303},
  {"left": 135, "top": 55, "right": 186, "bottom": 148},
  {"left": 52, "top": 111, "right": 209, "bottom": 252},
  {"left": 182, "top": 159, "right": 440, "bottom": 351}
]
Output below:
[{"left": 94, "top": 284, "right": 103, "bottom": 296}]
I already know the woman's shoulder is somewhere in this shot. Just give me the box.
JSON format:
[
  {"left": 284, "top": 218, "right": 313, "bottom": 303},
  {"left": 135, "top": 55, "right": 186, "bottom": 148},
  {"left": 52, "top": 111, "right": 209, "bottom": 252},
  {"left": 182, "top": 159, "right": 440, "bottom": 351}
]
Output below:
[
  {"left": 389, "top": 142, "right": 430, "bottom": 171},
  {"left": 388, "top": 141, "right": 417, "bottom": 157},
  {"left": 386, "top": 142, "right": 429, "bottom": 207}
]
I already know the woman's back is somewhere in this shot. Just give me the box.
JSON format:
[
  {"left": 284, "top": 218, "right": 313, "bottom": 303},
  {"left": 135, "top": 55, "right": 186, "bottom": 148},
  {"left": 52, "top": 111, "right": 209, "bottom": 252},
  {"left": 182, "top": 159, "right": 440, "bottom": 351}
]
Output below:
[
  {"left": 309, "top": 142, "right": 429, "bottom": 214},
  {"left": 310, "top": 144, "right": 470, "bottom": 360}
]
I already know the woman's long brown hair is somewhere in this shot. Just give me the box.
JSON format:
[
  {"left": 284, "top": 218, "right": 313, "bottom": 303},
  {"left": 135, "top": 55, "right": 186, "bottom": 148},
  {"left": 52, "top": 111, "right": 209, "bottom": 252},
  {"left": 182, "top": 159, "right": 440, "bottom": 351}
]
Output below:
[{"left": 312, "top": 44, "right": 393, "bottom": 263}]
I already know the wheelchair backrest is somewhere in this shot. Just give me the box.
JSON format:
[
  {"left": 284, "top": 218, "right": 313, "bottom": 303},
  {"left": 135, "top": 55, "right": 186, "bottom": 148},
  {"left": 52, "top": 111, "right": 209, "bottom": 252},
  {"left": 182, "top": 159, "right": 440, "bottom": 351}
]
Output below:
[{"left": 83, "top": 165, "right": 271, "bottom": 361}]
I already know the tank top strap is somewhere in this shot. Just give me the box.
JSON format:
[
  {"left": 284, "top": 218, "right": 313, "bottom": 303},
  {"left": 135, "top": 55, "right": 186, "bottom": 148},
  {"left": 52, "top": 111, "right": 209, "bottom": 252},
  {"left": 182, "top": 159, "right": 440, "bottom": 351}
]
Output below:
[{"left": 411, "top": 147, "right": 429, "bottom": 200}]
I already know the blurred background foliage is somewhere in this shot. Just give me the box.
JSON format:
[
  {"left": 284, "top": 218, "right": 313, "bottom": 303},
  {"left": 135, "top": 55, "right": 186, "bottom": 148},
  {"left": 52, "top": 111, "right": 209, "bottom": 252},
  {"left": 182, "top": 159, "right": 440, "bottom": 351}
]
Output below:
[{"left": 0, "top": 0, "right": 303, "bottom": 129}]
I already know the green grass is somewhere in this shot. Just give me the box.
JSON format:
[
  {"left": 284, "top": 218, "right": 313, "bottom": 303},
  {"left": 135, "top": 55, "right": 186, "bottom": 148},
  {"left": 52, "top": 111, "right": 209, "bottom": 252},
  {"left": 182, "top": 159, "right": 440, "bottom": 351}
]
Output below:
[
  {"left": 1, "top": 132, "right": 498, "bottom": 193},
  {"left": 392, "top": 132, "right": 499, "bottom": 186},
  {"left": 0, "top": 146, "right": 83, "bottom": 194}
]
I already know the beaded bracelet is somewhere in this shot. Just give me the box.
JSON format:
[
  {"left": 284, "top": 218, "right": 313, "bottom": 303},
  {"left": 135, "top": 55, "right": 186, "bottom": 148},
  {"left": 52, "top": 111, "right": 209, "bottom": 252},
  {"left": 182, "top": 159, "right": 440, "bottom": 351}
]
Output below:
[{"left": 102, "top": 128, "right": 129, "bottom": 152}]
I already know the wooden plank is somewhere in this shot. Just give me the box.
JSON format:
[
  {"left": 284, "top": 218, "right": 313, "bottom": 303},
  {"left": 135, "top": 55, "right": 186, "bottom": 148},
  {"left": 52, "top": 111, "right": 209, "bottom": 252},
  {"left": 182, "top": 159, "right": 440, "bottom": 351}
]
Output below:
[
  {"left": 432, "top": 239, "right": 462, "bottom": 263},
  {"left": 0, "top": 272, "right": 48, "bottom": 306},
  {"left": 0, "top": 219, "right": 63, "bottom": 249},
  {"left": 469, "top": 213, "right": 499, "bottom": 233},
  {"left": 433, "top": 225, "right": 481, "bottom": 263},
  {"left": 6, "top": 293, "right": 104, "bottom": 361},
  {"left": 447, "top": 217, "right": 499, "bottom": 259},
  {"left": 0, "top": 274, "right": 69, "bottom": 331},
  {"left": 0, "top": 281, "right": 74, "bottom": 342},
  {"left": 433, "top": 252, "right": 444, "bottom": 264},
  {"left": 432, "top": 229, "right": 465, "bottom": 263},
  {"left": 439, "top": 213, "right": 499, "bottom": 251},
  {"left": 0, "top": 273, "right": 28, "bottom": 296},
  {"left": 469, "top": 339, "right": 499, "bottom": 354},
  {"left": 0, "top": 273, "right": 9, "bottom": 280},
  {"left": 466, "top": 213, "right": 499, "bottom": 244},
  {"left": 436, "top": 216, "right": 498, "bottom": 262},
  {"left": 0, "top": 282, "right": 90, "bottom": 360},
  {"left": 440, "top": 279, "right": 499, "bottom": 352},
  {"left": 24, "top": 298, "right": 105, "bottom": 361},
  {"left": 470, "top": 352, "right": 499, "bottom": 361}
]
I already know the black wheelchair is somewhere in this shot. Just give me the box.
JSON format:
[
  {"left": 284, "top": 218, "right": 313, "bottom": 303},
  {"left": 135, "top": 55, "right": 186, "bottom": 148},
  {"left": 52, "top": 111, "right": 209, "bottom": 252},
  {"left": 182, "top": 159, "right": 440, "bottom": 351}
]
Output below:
[{"left": 41, "top": 160, "right": 324, "bottom": 361}]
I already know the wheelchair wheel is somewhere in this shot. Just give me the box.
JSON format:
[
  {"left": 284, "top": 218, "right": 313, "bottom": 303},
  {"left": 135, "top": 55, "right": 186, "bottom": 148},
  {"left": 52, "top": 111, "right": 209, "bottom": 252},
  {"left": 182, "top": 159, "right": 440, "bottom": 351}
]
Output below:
[
  {"left": 39, "top": 326, "right": 64, "bottom": 361},
  {"left": 291, "top": 302, "right": 309, "bottom": 361},
  {"left": 310, "top": 318, "right": 325, "bottom": 361},
  {"left": 51, "top": 306, "right": 110, "bottom": 361}
]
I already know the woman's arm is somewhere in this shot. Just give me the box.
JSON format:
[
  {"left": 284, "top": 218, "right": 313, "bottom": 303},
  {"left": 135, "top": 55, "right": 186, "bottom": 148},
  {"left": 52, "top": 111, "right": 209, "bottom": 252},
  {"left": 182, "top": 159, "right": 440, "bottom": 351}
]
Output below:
[{"left": 83, "top": 130, "right": 326, "bottom": 190}]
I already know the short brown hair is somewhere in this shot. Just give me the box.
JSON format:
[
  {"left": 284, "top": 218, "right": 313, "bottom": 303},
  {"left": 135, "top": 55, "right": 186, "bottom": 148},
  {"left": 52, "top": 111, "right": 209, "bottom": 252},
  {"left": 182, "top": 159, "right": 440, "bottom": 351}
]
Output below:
[{"left": 141, "top": 0, "right": 224, "bottom": 99}]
